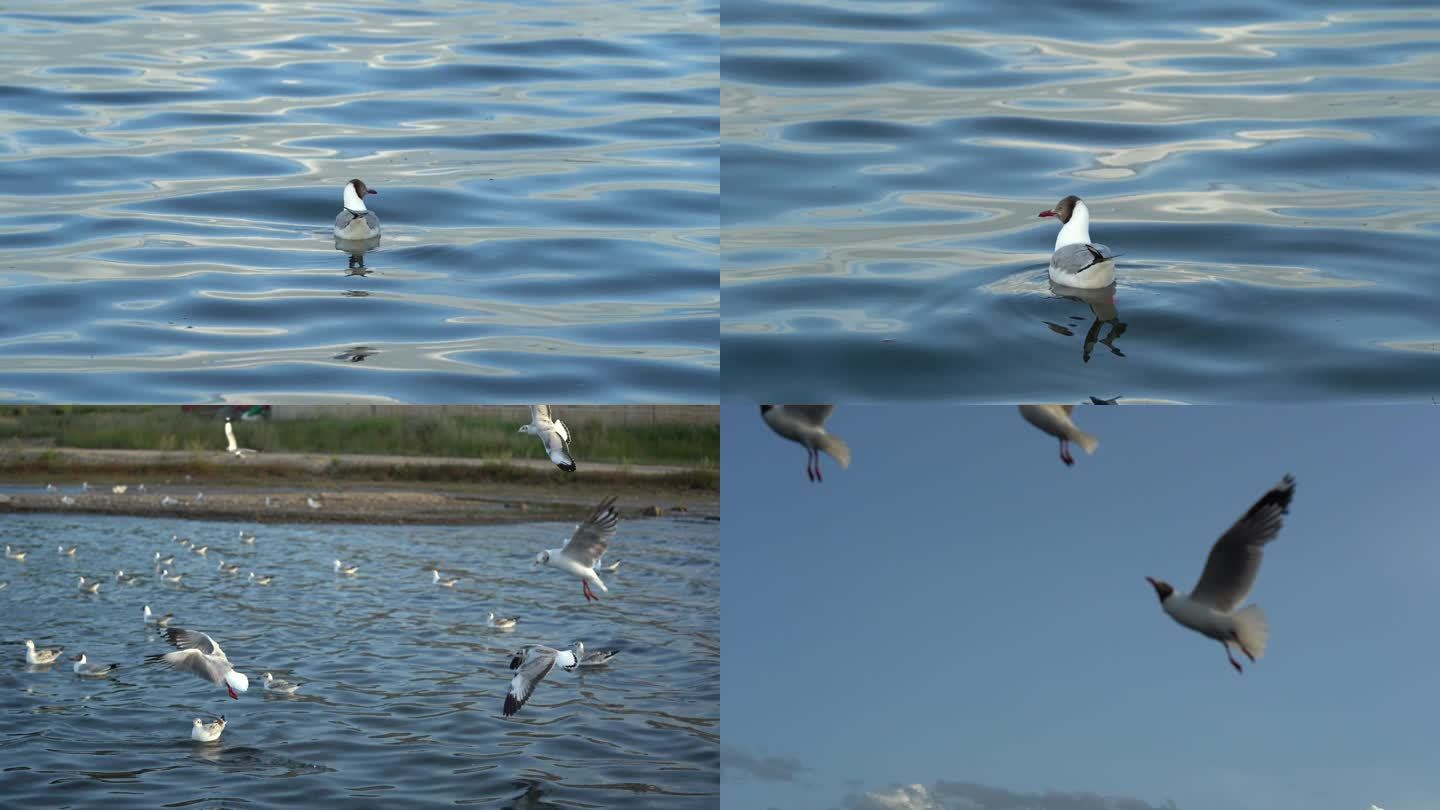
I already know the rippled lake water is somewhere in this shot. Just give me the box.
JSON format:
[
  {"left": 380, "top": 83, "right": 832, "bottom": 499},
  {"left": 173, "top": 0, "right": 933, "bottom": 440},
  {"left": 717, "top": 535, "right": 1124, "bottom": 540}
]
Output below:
[
  {"left": 0, "top": 1, "right": 718, "bottom": 402},
  {"left": 0, "top": 512, "right": 719, "bottom": 808},
  {"left": 722, "top": 1, "right": 1440, "bottom": 402}
]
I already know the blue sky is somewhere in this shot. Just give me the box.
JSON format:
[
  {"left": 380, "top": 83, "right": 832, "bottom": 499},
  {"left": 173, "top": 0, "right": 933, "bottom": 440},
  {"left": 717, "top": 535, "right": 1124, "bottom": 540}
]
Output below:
[{"left": 722, "top": 404, "right": 1439, "bottom": 810}]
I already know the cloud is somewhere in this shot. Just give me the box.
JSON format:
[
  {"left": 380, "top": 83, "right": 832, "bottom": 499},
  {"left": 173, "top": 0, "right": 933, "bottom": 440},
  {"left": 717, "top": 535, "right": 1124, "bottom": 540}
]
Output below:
[
  {"left": 721, "top": 745, "right": 808, "bottom": 783},
  {"left": 840, "top": 780, "right": 1178, "bottom": 810}
]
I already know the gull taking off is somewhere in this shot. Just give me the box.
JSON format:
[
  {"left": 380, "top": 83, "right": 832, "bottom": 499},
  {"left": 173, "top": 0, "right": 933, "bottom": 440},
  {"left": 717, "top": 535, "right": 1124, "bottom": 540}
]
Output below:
[
  {"left": 334, "top": 178, "right": 381, "bottom": 240},
  {"left": 518, "top": 405, "right": 575, "bottom": 472},
  {"left": 25, "top": 640, "right": 64, "bottom": 665},
  {"left": 760, "top": 405, "right": 850, "bottom": 482},
  {"left": 71, "top": 654, "right": 119, "bottom": 676},
  {"left": 503, "top": 645, "right": 578, "bottom": 717},
  {"left": 151, "top": 627, "right": 250, "bottom": 699},
  {"left": 224, "top": 417, "right": 257, "bottom": 458},
  {"left": 1018, "top": 404, "right": 1099, "bottom": 467},
  {"left": 1038, "top": 195, "right": 1117, "bottom": 289},
  {"left": 191, "top": 716, "right": 226, "bottom": 742},
  {"left": 535, "top": 496, "right": 618, "bottom": 602},
  {"left": 1147, "top": 475, "right": 1296, "bottom": 674}
]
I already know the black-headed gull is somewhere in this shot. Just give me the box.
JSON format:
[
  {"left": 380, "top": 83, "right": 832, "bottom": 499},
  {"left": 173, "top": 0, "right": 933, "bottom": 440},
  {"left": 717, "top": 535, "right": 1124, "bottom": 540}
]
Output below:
[
  {"left": 535, "top": 496, "right": 618, "bottom": 602},
  {"left": 760, "top": 405, "right": 850, "bottom": 482},
  {"left": 58, "top": 545, "right": 77, "bottom": 556},
  {"left": 1018, "top": 405, "right": 1099, "bottom": 467},
  {"left": 4, "top": 544, "right": 26, "bottom": 561},
  {"left": 160, "top": 569, "right": 184, "bottom": 584},
  {"left": 71, "top": 653, "right": 119, "bottom": 676},
  {"left": 144, "top": 605, "right": 175, "bottom": 627},
  {"left": 334, "top": 178, "right": 381, "bottom": 240},
  {"left": 487, "top": 611, "right": 519, "bottom": 630},
  {"left": 262, "top": 672, "right": 301, "bottom": 695},
  {"left": 518, "top": 404, "right": 575, "bottom": 472},
  {"left": 573, "top": 641, "right": 617, "bottom": 668},
  {"left": 77, "top": 576, "right": 100, "bottom": 594},
  {"left": 1039, "top": 195, "right": 1117, "bottom": 289},
  {"left": 191, "top": 716, "right": 226, "bottom": 742},
  {"left": 1147, "top": 475, "right": 1296, "bottom": 674},
  {"left": 334, "top": 560, "right": 358, "bottom": 576},
  {"left": 217, "top": 559, "right": 241, "bottom": 575},
  {"left": 25, "top": 639, "right": 64, "bottom": 665},
  {"left": 249, "top": 572, "right": 273, "bottom": 585},
  {"left": 432, "top": 569, "right": 459, "bottom": 588},
  {"left": 151, "top": 627, "right": 250, "bottom": 699},
  {"left": 503, "top": 645, "right": 578, "bottom": 717},
  {"left": 115, "top": 569, "right": 136, "bottom": 584},
  {"left": 239, "top": 529, "right": 256, "bottom": 545}
]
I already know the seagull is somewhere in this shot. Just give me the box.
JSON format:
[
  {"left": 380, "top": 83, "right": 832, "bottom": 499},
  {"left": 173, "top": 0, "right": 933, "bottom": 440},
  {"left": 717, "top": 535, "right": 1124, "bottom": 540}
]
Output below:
[
  {"left": 190, "top": 715, "right": 226, "bottom": 742},
  {"left": 333, "top": 178, "right": 381, "bottom": 240},
  {"left": 195, "top": 492, "right": 204, "bottom": 504},
  {"left": 112, "top": 484, "right": 127, "bottom": 494},
  {"left": 60, "top": 495, "right": 76, "bottom": 506},
  {"left": 431, "top": 569, "right": 459, "bottom": 588},
  {"left": 574, "top": 641, "right": 618, "bottom": 668},
  {"left": 173, "top": 534, "right": 190, "bottom": 545},
  {"left": 217, "top": 560, "right": 241, "bottom": 575},
  {"left": 115, "top": 569, "right": 137, "bottom": 584},
  {"left": 1038, "top": 195, "right": 1117, "bottom": 289},
  {"left": 503, "top": 645, "right": 578, "bottom": 717},
  {"left": 223, "top": 417, "right": 257, "bottom": 458},
  {"left": 535, "top": 496, "right": 619, "bottom": 602},
  {"left": 154, "top": 552, "right": 175, "bottom": 567},
  {"left": 144, "top": 605, "right": 175, "bottom": 627},
  {"left": 161, "top": 496, "right": 180, "bottom": 506},
  {"left": 71, "top": 653, "right": 119, "bottom": 676},
  {"left": 4, "top": 544, "right": 27, "bottom": 561},
  {"left": 487, "top": 611, "right": 519, "bottom": 630},
  {"left": 150, "top": 627, "right": 250, "bottom": 699},
  {"left": 45, "top": 483, "right": 57, "bottom": 492},
  {"left": 249, "top": 572, "right": 273, "bottom": 585},
  {"left": 1018, "top": 405, "right": 1099, "bottom": 467},
  {"left": 58, "top": 545, "right": 77, "bottom": 556},
  {"left": 308, "top": 497, "right": 322, "bottom": 510},
  {"left": 160, "top": 569, "right": 184, "bottom": 584},
  {"left": 518, "top": 405, "right": 575, "bottom": 472},
  {"left": 0, "top": 581, "right": 7, "bottom": 590},
  {"left": 334, "top": 560, "right": 358, "bottom": 576},
  {"left": 193, "top": 545, "right": 209, "bottom": 557},
  {"left": 262, "top": 672, "right": 301, "bottom": 695},
  {"left": 239, "top": 529, "right": 256, "bottom": 545},
  {"left": 81, "top": 482, "right": 90, "bottom": 492},
  {"left": 596, "top": 557, "right": 621, "bottom": 573},
  {"left": 77, "top": 576, "right": 100, "bottom": 594},
  {"left": 760, "top": 405, "right": 851, "bottom": 482},
  {"left": 25, "top": 640, "right": 64, "bottom": 665},
  {"left": 1147, "top": 475, "right": 1296, "bottom": 674}
]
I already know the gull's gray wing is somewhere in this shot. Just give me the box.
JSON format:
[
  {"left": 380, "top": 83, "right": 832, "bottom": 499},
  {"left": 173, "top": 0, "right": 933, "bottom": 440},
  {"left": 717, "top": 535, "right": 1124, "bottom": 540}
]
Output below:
[
  {"left": 164, "top": 627, "right": 225, "bottom": 660},
  {"left": 560, "top": 496, "right": 617, "bottom": 566},
  {"left": 782, "top": 405, "right": 834, "bottom": 427},
  {"left": 158, "top": 648, "right": 230, "bottom": 685},
  {"left": 1189, "top": 475, "right": 1296, "bottom": 612},
  {"left": 503, "top": 646, "right": 558, "bottom": 716},
  {"left": 531, "top": 405, "right": 553, "bottom": 426},
  {"left": 1050, "top": 243, "right": 1115, "bottom": 275}
]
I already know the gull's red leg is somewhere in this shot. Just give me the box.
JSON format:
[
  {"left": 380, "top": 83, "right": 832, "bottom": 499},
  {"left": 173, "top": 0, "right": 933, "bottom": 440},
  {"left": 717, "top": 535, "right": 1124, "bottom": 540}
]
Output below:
[
  {"left": 1224, "top": 643, "right": 1243, "bottom": 673},
  {"left": 583, "top": 580, "right": 597, "bottom": 602},
  {"left": 814, "top": 449, "right": 824, "bottom": 483},
  {"left": 227, "top": 684, "right": 239, "bottom": 699},
  {"left": 1059, "top": 439, "right": 1074, "bottom": 466},
  {"left": 806, "top": 450, "right": 815, "bottom": 481}
]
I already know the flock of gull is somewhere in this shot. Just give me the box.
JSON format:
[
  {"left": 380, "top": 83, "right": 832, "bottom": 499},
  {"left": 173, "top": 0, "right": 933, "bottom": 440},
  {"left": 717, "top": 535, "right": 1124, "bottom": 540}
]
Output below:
[
  {"left": 760, "top": 404, "right": 1297, "bottom": 674},
  {"left": 10, "top": 404, "right": 626, "bottom": 741}
]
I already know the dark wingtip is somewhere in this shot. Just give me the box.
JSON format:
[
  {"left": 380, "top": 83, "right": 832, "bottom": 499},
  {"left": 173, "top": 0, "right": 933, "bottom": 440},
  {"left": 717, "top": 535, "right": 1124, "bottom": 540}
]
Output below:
[
  {"left": 559, "top": 462, "right": 576, "bottom": 472},
  {"left": 503, "top": 695, "right": 520, "bottom": 716},
  {"left": 509, "top": 654, "right": 523, "bottom": 670}
]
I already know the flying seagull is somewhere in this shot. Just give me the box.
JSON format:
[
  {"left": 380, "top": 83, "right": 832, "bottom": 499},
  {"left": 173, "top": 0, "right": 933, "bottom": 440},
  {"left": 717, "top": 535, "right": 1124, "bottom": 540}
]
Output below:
[
  {"left": 535, "top": 496, "right": 618, "bottom": 602},
  {"left": 760, "top": 405, "right": 851, "bottom": 482},
  {"left": 518, "top": 405, "right": 575, "bottom": 472},
  {"left": 149, "top": 627, "right": 250, "bottom": 699},
  {"left": 1018, "top": 404, "right": 1099, "bottom": 466},
  {"left": 503, "top": 645, "right": 578, "bottom": 717},
  {"left": 1147, "top": 475, "right": 1296, "bottom": 674}
]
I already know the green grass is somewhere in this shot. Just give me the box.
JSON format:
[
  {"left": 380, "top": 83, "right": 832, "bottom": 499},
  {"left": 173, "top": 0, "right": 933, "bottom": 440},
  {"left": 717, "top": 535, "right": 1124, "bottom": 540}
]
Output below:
[{"left": 0, "top": 407, "right": 718, "bottom": 468}]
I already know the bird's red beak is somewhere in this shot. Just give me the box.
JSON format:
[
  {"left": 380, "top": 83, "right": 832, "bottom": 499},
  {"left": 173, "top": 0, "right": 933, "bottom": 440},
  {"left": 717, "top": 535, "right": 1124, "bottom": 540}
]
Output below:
[
  {"left": 367, "top": 189, "right": 378, "bottom": 195},
  {"left": 227, "top": 685, "right": 239, "bottom": 699},
  {"left": 1038, "top": 210, "right": 1056, "bottom": 218}
]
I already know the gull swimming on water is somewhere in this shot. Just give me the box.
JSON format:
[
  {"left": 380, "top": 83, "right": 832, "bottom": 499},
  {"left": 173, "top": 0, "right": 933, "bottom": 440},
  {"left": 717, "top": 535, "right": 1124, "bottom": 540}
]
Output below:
[
  {"left": 333, "top": 178, "right": 381, "bottom": 240},
  {"left": 160, "top": 569, "right": 184, "bottom": 584},
  {"left": 249, "top": 572, "right": 273, "bottom": 585},
  {"left": 154, "top": 552, "right": 175, "bottom": 567},
  {"left": 760, "top": 405, "right": 851, "bottom": 482},
  {"left": 487, "top": 611, "right": 519, "bottom": 630},
  {"left": 1018, "top": 405, "right": 1099, "bottom": 467},
  {"left": 503, "top": 645, "right": 578, "bottom": 717},
  {"left": 144, "top": 605, "right": 175, "bottom": 627},
  {"left": 1147, "top": 475, "right": 1296, "bottom": 674},
  {"left": 77, "top": 576, "right": 100, "bottom": 594},
  {"left": 262, "top": 672, "right": 301, "bottom": 695},
  {"left": 239, "top": 529, "right": 256, "bottom": 545},
  {"left": 4, "top": 544, "right": 26, "bottom": 561},
  {"left": 518, "top": 405, "right": 575, "bottom": 472},
  {"left": 71, "top": 653, "right": 119, "bottom": 677},
  {"left": 191, "top": 715, "right": 226, "bottom": 742},
  {"left": 59, "top": 545, "right": 77, "bottom": 556},
  {"left": 151, "top": 627, "right": 250, "bottom": 699},
  {"left": 573, "top": 641, "right": 617, "bottom": 668},
  {"left": 115, "top": 569, "right": 136, "bottom": 585},
  {"left": 217, "top": 559, "right": 241, "bottom": 575},
  {"left": 25, "top": 639, "right": 64, "bottom": 665},
  {"left": 432, "top": 569, "right": 459, "bottom": 588},
  {"left": 1038, "top": 195, "right": 1118, "bottom": 289},
  {"left": 334, "top": 560, "right": 358, "bottom": 576},
  {"left": 535, "top": 495, "right": 619, "bottom": 602},
  {"left": 193, "top": 545, "right": 209, "bottom": 557}
]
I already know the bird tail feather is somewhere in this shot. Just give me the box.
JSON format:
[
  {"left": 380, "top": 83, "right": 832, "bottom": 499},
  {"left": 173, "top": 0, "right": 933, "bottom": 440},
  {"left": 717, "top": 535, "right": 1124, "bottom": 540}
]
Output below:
[
  {"left": 1071, "top": 429, "right": 1100, "bottom": 455},
  {"left": 816, "top": 434, "right": 851, "bottom": 468},
  {"left": 1230, "top": 605, "right": 1269, "bottom": 660}
]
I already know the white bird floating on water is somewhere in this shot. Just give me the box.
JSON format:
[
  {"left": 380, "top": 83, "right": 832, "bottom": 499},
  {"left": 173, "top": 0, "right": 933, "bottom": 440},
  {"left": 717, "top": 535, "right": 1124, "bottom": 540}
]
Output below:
[
  {"left": 249, "top": 572, "right": 273, "bottom": 585},
  {"left": 334, "top": 560, "right": 358, "bottom": 576},
  {"left": 144, "top": 605, "right": 175, "bottom": 627},
  {"left": 223, "top": 417, "right": 257, "bottom": 458},
  {"left": 191, "top": 715, "right": 226, "bottom": 742},
  {"left": 432, "top": 569, "right": 459, "bottom": 588},
  {"left": 503, "top": 645, "right": 578, "bottom": 717},
  {"left": 4, "top": 544, "right": 28, "bottom": 561},
  {"left": 760, "top": 405, "right": 851, "bottom": 482},
  {"left": 151, "top": 627, "right": 249, "bottom": 699},
  {"left": 1038, "top": 195, "right": 1118, "bottom": 290},
  {"left": 154, "top": 552, "right": 174, "bottom": 567},
  {"left": 217, "top": 559, "right": 241, "bottom": 575},
  {"left": 77, "top": 576, "right": 100, "bottom": 594},
  {"left": 71, "top": 653, "right": 119, "bottom": 677},
  {"left": 1147, "top": 475, "right": 1296, "bottom": 674},
  {"left": 25, "top": 639, "right": 64, "bottom": 665},
  {"left": 1018, "top": 404, "right": 1099, "bottom": 467},
  {"left": 160, "top": 569, "right": 184, "bottom": 584},
  {"left": 58, "top": 545, "right": 77, "bottom": 556},
  {"left": 518, "top": 404, "right": 575, "bottom": 472},
  {"left": 535, "top": 496, "right": 619, "bottom": 603},
  {"left": 115, "top": 569, "right": 136, "bottom": 585},
  {"left": 193, "top": 545, "right": 209, "bottom": 557},
  {"left": 262, "top": 672, "right": 301, "bottom": 695},
  {"left": 334, "top": 178, "right": 381, "bottom": 240},
  {"left": 487, "top": 611, "right": 519, "bottom": 630},
  {"left": 574, "top": 641, "right": 618, "bottom": 668},
  {"left": 239, "top": 529, "right": 256, "bottom": 545}
]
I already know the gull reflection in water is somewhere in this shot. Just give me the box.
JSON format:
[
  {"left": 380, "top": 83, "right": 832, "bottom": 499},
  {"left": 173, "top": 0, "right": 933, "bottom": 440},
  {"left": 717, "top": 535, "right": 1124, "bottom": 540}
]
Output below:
[
  {"left": 1042, "top": 280, "right": 1127, "bottom": 363},
  {"left": 333, "top": 346, "right": 379, "bottom": 363}
]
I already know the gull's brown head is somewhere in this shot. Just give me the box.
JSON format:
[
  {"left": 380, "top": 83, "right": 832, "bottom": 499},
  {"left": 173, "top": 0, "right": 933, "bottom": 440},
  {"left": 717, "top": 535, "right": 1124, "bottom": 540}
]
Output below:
[
  {"left": 1038, "top": 195, "right": 1082, "bottom": 223},
  {"left": 1145, "top": 576, "right": 1174, "bottom": 603},
  {"left": 350, "top": 178, "right": 377, "bottom": 196}
]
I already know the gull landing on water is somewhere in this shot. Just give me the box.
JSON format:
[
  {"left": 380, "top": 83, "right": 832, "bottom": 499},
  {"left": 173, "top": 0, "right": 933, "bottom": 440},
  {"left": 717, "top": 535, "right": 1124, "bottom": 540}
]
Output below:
[
  {"left": 1148, "top": 475, "right": 1296, "bottom": 674},
  {"left": 518, "top": 404, "right": 575, "bottom": 472},
  {"left": 334, "top": 178, "right": 381, "bottom": 240},
  {"left": 760, "top": 405, "right": 851, "bottom": 482},
  {"left": 1039, "top": 195, "right": 1117, "bottom": 289},
  {"left": 224, "top": 417, "right": 257, "bottom": 458},
  {"left": 503, "top": 645, "right": 578, "bottom": 717},
  {"left": 1018, "top": 405, "right": 1099, "bottom": 467},
  {"left": 535, "top": 496, "right": 619, "bottom": 602},
  {"left": 150, "top": 627, "right": 249, "bottom": 699},
  {"left": 191, "top": 716, "right": 226, "bottom": 742}
]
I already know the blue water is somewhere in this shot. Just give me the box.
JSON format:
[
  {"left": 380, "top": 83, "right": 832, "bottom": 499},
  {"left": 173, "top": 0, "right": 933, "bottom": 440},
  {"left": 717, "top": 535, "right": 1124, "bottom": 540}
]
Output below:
[
  {"left": 0, "top": 1, "right": 718, "bottom": 402},
  {"left": 0, "top": 512, "right": 719, "bottom": 808},
  {"left": 721, "top": 1, "right": 1440, "bottom": 402}
]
